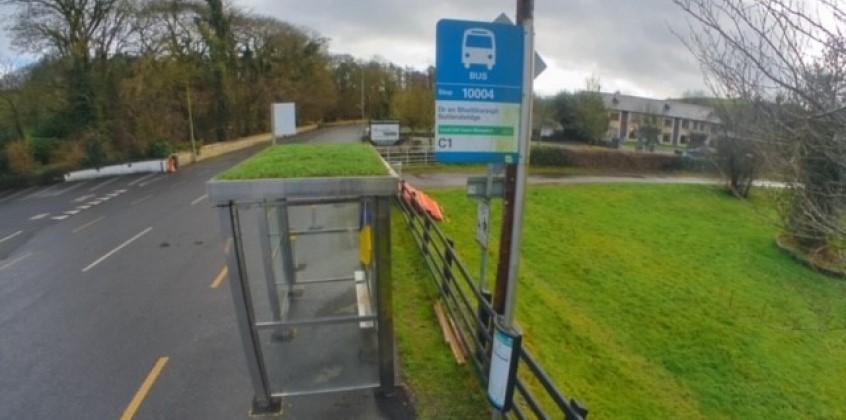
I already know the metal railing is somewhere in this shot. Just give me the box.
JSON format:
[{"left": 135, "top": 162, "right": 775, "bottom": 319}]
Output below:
[
  {"left": 396, "top": 192, "right": 588, "bottom": 420},
  {"left": 374, "top": 145, "right": 435, "bottom": 166}
]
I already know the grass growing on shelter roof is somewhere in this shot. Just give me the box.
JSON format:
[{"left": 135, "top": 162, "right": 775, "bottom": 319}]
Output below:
[{"left": 218, "top": 143, "right": 388, "bottom": 180}]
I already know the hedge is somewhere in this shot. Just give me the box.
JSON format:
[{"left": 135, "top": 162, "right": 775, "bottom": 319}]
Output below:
[{"left": 530, "top": 146, "right": 714, "bottom": 172}]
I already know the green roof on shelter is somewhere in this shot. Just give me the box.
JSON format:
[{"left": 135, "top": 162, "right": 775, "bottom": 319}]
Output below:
[{"left": 218, "top": 143, "right": 388, "bottom": 180}]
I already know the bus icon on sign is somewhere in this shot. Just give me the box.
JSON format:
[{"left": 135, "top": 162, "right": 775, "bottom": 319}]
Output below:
[{"left": 462, "top": 28, "right": 496, "bottom": 70}]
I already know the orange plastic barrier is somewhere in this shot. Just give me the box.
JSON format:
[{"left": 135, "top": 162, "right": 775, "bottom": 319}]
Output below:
[{"left": 400, "top": 181, "right": 445, "bottom": 221}]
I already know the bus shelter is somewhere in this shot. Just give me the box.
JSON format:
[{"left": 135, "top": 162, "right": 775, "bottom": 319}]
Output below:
[{"left": 207, "top": 145, "right": 397, "bottom": 414}]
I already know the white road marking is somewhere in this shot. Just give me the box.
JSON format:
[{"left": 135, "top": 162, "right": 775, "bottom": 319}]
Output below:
[
  {"left": 73, "top": 216, "right": 105, "bottom": 233},
  {"left": 51, "top": 215, "right": 70, "bottom": 220},
  {"left": 0, "top": 252, "right": 32, "bottom": 272},
  {"left": 190, "top": 194, "right": 208, "bottom": 206},
  {"left": 65, "top": 210, "right": 81, "bottom": 215},
  {"left": 82, "top": 227, "right": 153, "bottom": 273},
  {"left": 0, "top": 186, "right": 36, "bottom": 203},
  {"left": 88, "top": 200, "right": 103, "bottom": 206},
  {"left": 127, "top": 173, "right": 155, "bottom": 187},
  {"left": 88, "top": 176, "right": 119, "bottom": 192},
  {"left": 0, "top": 230, "right": 23, "bottom": 244},
  {"left": 138, "top": 175, "right": 165, "bottom": 187},
  {"left": 131, "top": 194, "right": 154, "bottom": 206},
  {"left": 29, "top": 213, "right": 50, "bottom": 220},
  {"left": 73, "top": 194, "right": 96, "bottom": 203},
  {"left": 115, "top": 189, "right": 127, "bottom": 193},
  {"left": 77, "top": 205, "right": 91, "bottom": 210}
]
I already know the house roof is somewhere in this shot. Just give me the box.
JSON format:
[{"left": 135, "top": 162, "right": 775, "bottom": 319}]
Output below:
[{"left": 601, "top": 93, "right": 721, "bottom": 124}]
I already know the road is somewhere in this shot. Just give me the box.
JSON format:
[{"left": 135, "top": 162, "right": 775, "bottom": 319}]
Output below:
[{"left": 0, "top": 125, "right": 375, "bottom": 419}]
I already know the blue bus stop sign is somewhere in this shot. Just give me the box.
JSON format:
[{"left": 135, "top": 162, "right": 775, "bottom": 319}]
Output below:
[{"left": 435, "top": 19, "right": 524, "bottom": 163}]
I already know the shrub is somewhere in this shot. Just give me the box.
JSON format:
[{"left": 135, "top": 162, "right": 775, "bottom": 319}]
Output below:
[
  {"left": 150, "top": 140, "right": 173, "bottom": 159},
  {"left": 5, "top": 140, "right": 36, "bottom": 176},
  {"left": 50, "top": 141, "right": 86, "bottom": 172},
  {"left": 31, "top": 137, "right": 61, "bottom": 165},
  {"left": 75, "top": 130, "right": 111, "bottom": 168}
]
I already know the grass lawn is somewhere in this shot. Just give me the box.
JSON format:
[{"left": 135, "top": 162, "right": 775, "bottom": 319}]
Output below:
[
  {"left": 422, "top": 184, "right": 846, "bottom": 419},
  {"left": 392, "top": 209, "right": 490, "bottom": 419}
]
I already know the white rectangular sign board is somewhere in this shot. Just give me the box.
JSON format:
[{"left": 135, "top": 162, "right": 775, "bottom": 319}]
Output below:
[
  {"left": 272, "top": 103, "right": 297, "bottom": 138},
  {"left": 370, "top": 121, "right": 400, "bottom": 145}
]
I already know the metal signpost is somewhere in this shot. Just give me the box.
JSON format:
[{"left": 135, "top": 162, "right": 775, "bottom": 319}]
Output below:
[
  {"left": 437, "top": 1, "right": 540, "bottom": 415},
  {"left": 490, "top": 0, "right": 535, "bottom": 416},
  {"left": 435, "top": 20, "right": 524, "bottom": 164}
]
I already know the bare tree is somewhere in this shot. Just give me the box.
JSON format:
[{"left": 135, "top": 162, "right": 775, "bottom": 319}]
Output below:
[
  {"left": 2, "top": 0, "right": 131, "bottom": 128},
  {"left": 712, "top": 101, "right": 764, "bottom": 198},
  {"left": 198, "top": 0, "right": 234, "bottom": 142},
  {"left": 674, "top": 0, "right": 846, "bottom": 251},
  {"left": 637, "top": 105, "right": 661, "bottom": 152},
  {"left": 0, "top": 58, "right": 26, "bottom": 141}
]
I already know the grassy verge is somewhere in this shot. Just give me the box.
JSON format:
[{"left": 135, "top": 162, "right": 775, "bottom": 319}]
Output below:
[
  {"left": 425, "top": 184, "right": 846, "bottom": 418},
  {"left": 392, "top": 208, "right": 490, "bottom": 419}
]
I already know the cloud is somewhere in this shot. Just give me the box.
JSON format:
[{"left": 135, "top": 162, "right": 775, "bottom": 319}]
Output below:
[
  {"left": 239, "top": 0, "right": 706, "bottom": 98},
  {"left": 0, "top": 0, "right": 708, "bottom": 98}
]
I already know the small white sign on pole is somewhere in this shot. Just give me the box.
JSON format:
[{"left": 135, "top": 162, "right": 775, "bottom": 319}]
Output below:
[
  {"left": 476, "top": 200, "right": 490, "bottom": 245},
  {"left": 272, "top": 103, "right": 297, "bottom": 143},
  {"left": 487, "top": 321, "right": 522, "bottom": 412}
]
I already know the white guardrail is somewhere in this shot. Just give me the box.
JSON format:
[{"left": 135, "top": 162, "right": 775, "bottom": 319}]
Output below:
[{"left": 372, "top": 145, "right": 435, "bottom": 166}]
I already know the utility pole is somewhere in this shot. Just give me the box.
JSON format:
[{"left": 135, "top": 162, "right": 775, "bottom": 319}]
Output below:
[
  {"left": 186, "top": 79, "right": 197, "bottom": 163},
  {"left": 361, "top": 66, "right": 366, "bottom": 131},
  {"left": 493, "top": 0, "right": 534, "bottom": 325}
]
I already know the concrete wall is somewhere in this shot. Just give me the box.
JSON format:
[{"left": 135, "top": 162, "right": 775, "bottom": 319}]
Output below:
[
  {"left": 64, "top": 159, "right": 171, "bottom": 182},
  {"left": 174, "top": 124, "right": 319, "bottom": 168}
]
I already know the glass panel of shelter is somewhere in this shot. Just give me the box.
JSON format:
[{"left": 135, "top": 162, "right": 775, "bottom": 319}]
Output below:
[{"left": 233, "top": 198, "right": 380, "bottom": 396}]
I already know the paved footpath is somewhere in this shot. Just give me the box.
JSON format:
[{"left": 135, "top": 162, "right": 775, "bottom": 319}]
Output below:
[{"left": 403, "top": 171, "right": 724, "bottom": 189}]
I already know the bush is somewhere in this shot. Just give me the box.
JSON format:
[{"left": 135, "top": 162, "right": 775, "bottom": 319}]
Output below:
[
  {"left": 149, "top": 140, "right": 173, "bottom": 159},
  {"left": 31, "top": 137, "right": 61, "bottom": 165},
  {"left": 530, "top": 146, "right": 572, "bottom": 166},
  {"left": 75, "top": 130, "right": 112, "bottom": 168},
  {"left": 50, "top": 141, "right": 86, "bottom": 173},
  {"left": 5, "top": 140, "right": 36, "bottom": 176}
]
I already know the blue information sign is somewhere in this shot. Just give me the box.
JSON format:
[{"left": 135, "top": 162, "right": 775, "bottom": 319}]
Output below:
[{"left": 435, "top": 19, "right": 525, "bottom": 163}]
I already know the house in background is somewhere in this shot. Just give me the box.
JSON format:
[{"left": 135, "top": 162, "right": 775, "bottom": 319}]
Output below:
[{"left": 600, "top": 92, "right": 721, "bottom": 147}]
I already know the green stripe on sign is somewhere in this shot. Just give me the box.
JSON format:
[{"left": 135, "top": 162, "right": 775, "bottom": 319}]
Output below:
[{"left": 438, "top": 125, "right": 514, "bottom": 136}]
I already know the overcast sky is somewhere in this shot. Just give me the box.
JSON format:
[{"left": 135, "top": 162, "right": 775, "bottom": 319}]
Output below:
[
  {"left": 0, "top": 0, "right": 708, "bottom": 98},
  {"left": 237, "top": 0, "right": 707, "bottom": 98}
]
